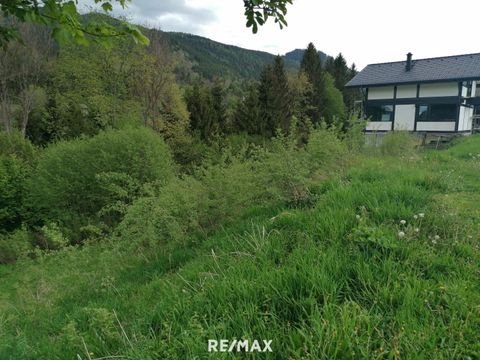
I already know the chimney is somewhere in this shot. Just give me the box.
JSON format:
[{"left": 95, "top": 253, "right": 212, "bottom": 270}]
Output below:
[{"left": 406, "top": 52, "right": 413, "bottom": 71}]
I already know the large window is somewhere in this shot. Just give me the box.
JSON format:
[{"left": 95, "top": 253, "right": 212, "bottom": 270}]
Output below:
[
  {"left": 366, "top": 104, "right": 394, "bottom": 122},
  {"left": 416, "top": 104, "right": 457, "bottom": 122}
]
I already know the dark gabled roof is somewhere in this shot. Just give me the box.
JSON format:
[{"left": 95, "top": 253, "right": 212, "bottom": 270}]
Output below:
[{"left": 346, "top": 53, "right": 480, "bottom": 88}]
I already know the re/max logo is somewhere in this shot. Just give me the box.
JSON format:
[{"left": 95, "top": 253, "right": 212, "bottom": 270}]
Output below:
[{"left": 208, "top": 339, "right": 273, "bottom": 353}]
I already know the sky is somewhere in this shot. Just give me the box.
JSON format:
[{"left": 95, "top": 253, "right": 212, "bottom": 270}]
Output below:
[{"left": 87, "top": 0, "right": 480, "bottom": 69}]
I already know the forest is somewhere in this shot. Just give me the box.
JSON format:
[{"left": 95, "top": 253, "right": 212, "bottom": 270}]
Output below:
[{"left": 1, "top": 10, "right": 479, "bottom": 360}]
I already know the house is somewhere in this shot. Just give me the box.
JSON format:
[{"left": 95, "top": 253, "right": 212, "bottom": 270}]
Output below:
[{"left": 345, "top": 52, "right": 480, "bottom": 134}]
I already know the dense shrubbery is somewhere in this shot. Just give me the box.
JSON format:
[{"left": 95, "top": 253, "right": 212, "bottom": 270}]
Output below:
[
  {"left": 27, "top": 128, "right": 175, "bottom": 243},
  {"left": 0, "top": 155, "right": 30, "bottom": 233},
  {"left": 116, "top": 127, "right": 349, "bottom": 250},
  {"left": 0, "top": 133, "right": 36, "bottom": 234},
  {"left": 0, "top": 132, "right": 37, "bottom": 163}
]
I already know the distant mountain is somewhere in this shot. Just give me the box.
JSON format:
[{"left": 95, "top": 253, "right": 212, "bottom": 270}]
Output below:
[
  {"left": 80, "top": 13, "right": 331, "bottom": 81},
  {"left": 163, "top": 32, "right": 304, "bottom": 80},
  {"left": 284, "top": 49, "right": 330, "bottom": 65}
]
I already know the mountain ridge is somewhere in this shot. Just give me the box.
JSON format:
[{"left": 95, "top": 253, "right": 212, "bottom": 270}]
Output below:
[{"left": 162, "top": 31, "right": 330, "bottom": 80}]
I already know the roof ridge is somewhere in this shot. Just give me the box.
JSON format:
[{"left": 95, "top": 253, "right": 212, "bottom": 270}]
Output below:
[{"left": 367, "top": 52, "right": 480, "bottom": 67}]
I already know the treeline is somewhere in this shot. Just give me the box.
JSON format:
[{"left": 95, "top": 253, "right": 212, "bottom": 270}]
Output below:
[
  {"left": 0, "top": 17, "right": 357, "bottom": 151},
  {"left": 184, "top": 43, "right": 358, "bottom": 140}
]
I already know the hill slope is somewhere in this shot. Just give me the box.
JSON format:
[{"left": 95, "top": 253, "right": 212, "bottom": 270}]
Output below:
[
  {"left": 164, "top": 32, "right": 313, "bottom": 80},
  {"left": 1, "top": 135, "right": 479, "bottom": 358}
]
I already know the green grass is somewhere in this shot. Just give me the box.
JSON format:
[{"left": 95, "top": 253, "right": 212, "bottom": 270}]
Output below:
[{"left": 1, "top": 137, "right": 479, "bottom": 359}]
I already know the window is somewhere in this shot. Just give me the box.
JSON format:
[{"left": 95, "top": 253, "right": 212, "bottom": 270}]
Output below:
[
  {"left": 418, "top": 105, "right": 428, "bottom": 121},
  {"left": 416, "top": 104, "right": 457, "bottom": 122},
  {"left": 466, "top": 81, "right": 473, "bottom": 97},
  {"left": 366, "top": 104, "right": 393, "bottom": 122}
]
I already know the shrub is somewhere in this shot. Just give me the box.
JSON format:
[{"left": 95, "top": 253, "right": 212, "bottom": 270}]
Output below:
[
  {"left": 378, "top": 131, "right": 419, "bottom": 156},
  {"left": 0, "top": 227, "right": 31, "bottom": 264},
  {"left": 0, "top": 155, "right": 30, "bottom": 232},
  {"left": 27, "top": 128, "right": 175, "bottom": 243},
  {"left": 117, "top": 128, "right": 350, "bottom": 249},
  {"left": 0, "top": 133, "right": 36, "bottom": 233},
  {"left": 306, "top": 126, "right": 348, "bottom": 168},
  {"left": 0, "top": 131, "right": 37, "bottom": 164}
]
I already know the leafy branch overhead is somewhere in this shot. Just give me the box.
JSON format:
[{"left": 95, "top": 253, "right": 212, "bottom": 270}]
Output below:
[
  {"left": 243, "top": 0, "right": 293, "bottom": 34},
  {"left": 0, "top": 0, "right": 149, "bottom": 46},
  {"left": 0, "top": 0, "right": 294, "bottom": 46}
]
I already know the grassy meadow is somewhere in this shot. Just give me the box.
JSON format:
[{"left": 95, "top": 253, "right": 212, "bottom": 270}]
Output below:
[{"left": 0, "top": 133, "right": 479, "bottom": 359}]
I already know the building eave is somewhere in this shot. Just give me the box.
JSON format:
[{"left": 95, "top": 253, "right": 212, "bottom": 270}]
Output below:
[{"left": 346, "top": 76, "right": 480, "bottom": 89}]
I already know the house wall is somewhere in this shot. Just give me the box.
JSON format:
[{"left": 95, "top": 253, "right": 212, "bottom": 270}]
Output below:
[
  {"left": 364, "top": 81, "right": 470, "bottom": 133},
  {"left": 419, "top": 82, "right": 458, "bottom": 97},
  {"left": 367, "top": 86, "right": 394, "bottom": 100},
  {"left": 396, "top": 85, "right": 417, "bottom": 98},
  {"left": 365, "top": 121, "right": 392, "bottom": 131},
  {"left": 394, "top": 105, "right": 415, "bottom": 130},
  {"left": 458, "top": 106, "right": 473, "bottom": 132},
  {"left": 416, "top": 122, "right": 456, "bottom": 131}
]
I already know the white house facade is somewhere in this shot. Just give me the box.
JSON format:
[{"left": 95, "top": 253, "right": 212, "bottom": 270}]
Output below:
[{"left": 346, "top": 53, "right": 480, "bottom": 134}]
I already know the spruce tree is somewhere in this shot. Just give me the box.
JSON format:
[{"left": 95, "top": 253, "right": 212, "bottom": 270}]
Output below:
[
  {"left": 186, "top": 84, "right": 215, "bottom": 140},
  {"left": 258, "top": 56, "right": 291, "bottom": 136},
  {"left": 258, "top": 64, "right": 276, "bottom": 136},
  {"left": 234, "top": 82, "right": 261, "bottom": 134},
  {"left": 211, "top": 81, "right": 227, "bottom": 134},
  {"left": 332, "top": 53, "right": 349, "bottom": 92},
  {"left": 271, "top": 56, "right": 291, "bottom": 134},
  {"left": 300, "top": 43, "right": 325, "bottom": 124}
]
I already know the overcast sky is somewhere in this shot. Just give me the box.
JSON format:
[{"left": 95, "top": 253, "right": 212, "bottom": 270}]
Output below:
[{"left": 97, "top": 0, "right": 480, "bottom": 69}]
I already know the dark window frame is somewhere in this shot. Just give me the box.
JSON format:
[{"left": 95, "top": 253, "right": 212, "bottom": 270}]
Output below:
[
  {"left": 365, "top": 104, "right": 394, "bottom": 122},
  {"left": 466, "top": 81, "right": 473, "bottom": 97},
  {"left": 415, "top": 103, "right": 458, "bottom": 122}
]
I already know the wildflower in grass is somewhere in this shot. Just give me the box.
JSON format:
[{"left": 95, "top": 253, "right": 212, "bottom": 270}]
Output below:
[
  {"left": 414, "top": 228, "right": 420, "bottom": 233},
  {"left": 434, "top": 235, "right": 440, "bottom": 240},
  {"left": 419, "top": 213, "right": 425, "bottom": 218},
  {"left": 398, "top": 231, "right": 405, "bottom": 239},
  {"left": 413, "top": 214, "right": 418, "bottom": 220},
  {"left": 400, "top": 220, "right": 406, "bottom": 225},
  {"left": 356, "top": 214, "right": 361, "bottom": 220},
  {"left": 432, "top": 239, "right": 437, "bottom": 245}
]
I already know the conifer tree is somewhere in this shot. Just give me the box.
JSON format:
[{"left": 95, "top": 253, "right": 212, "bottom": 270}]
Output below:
[
  {"left": 234, "top": 82, "right": 261, "bottom": 134},
  {"left": 325, "top": 54, "right": 358, "bottom": 112},
  {"left": 258, "top": 63, "right": 276, "bottom": 136},
  {"left": 271, "top": 56, "right": 291, "bottom": 133},
  {"left": 332, "top": 53, "right": 349, "bottom": 92},
  {"left": 186, "top": 84, "right": 215, "bottom": 140},
  {"left": 211, "top": 81, "right": 227, "bottom": 134},
  {"left": 300, "top": 43, "right": 325, "bottom": 124},
  {"left": 258, "top": 56, "right": 291, "bottom": 136}
]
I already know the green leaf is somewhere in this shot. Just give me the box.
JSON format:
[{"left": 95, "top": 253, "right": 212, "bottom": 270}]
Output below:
[{"left": 101, "top": 2, "right": 113, "bottom": 12}]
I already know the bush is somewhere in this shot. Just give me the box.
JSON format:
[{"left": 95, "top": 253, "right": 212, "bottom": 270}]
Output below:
[
  {"left": 306, "top": 127, "right": 348, "bottom": 168},
  {"left": 378, "top": 131, "right": 419, "bottom": 156},
  {"left": 27, "top": 128, "right": 175, "bottom": 243},
  {"left": 0, "top": 155, "right": 30, "bottom": 232},
  {"left": 0, "top": 131, "right": 37, "bottom": 164},
  {"left": 117, "top": 128, "right": 350, "bottom": 249},
  {"left": 0, "top": 228, "right": 31, "bottom": 264}
]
